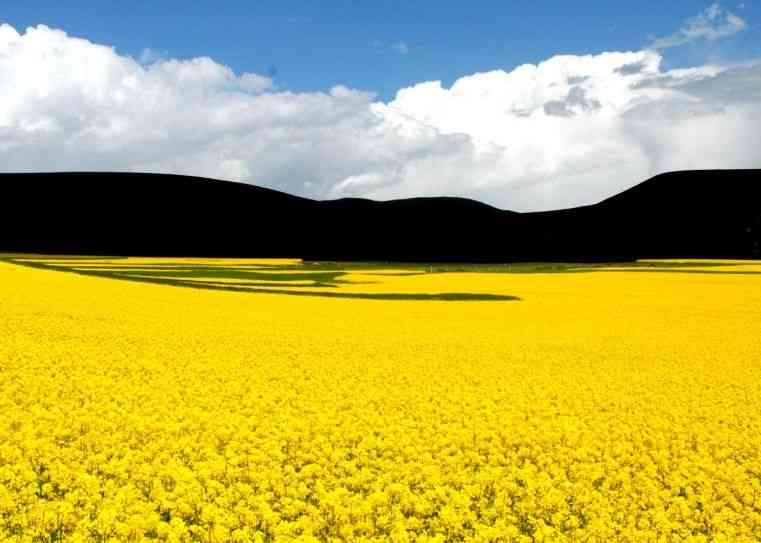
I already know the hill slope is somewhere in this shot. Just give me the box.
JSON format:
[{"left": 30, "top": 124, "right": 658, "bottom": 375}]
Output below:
[{"left": 0, "top": 170, "right": 759, "bottom": 261}]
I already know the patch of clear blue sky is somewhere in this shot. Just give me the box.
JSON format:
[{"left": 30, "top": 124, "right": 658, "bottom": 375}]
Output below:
[{"left": 2, "top": 0, "right": 758, "bottom": 101}]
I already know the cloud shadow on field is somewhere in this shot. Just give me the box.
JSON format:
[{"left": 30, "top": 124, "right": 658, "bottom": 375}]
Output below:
[
  {"left": 1, "top": 257, "right": 521, "bottom": 302},
  {"left": 3, "top": 256, "right": 758, "bottom": 303}
]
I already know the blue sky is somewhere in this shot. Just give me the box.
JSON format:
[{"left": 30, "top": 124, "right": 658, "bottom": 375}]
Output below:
[
  {"left": 2, "top": 1, "right": 758, "bottom": 100},
  {"left": 0, "top": 2, "right": 759, "bottom": 209}
]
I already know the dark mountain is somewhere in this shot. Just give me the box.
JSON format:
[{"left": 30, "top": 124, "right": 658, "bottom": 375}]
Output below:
[
  {"left": 0, "top": 170, "right": 759, "bottom": 261},
  {"left": 520, "top": 170, "right": 761, "bottom": 261}
]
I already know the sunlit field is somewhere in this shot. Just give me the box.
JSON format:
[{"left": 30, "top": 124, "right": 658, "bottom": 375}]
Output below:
[{"left": 1, "top": 256, "right": 760, "bottom": 542}]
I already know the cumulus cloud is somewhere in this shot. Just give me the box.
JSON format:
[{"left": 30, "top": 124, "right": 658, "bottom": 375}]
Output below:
[
  {"left": 379, "top": 50, "right": 761, "bottom": 209},
  {"left": 648, "top": 3, "right": 748, "bottom": 49},
  {"left": 1, "top": 22, "right": 760, "bottom": 211}
]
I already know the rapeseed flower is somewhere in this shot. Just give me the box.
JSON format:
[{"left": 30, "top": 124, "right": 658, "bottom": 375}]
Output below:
[{"left": 0, "top": 257, "right": 759, "bottom": 541}]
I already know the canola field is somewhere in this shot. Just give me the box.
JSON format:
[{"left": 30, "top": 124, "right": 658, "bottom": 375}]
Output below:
[{"left": 1, "top": 256, "right": 760, "bottom": 542}]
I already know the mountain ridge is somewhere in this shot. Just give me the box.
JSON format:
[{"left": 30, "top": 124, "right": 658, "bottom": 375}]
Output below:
[{"left": 1, "top": 170, "right": 759, "bottom": 261}]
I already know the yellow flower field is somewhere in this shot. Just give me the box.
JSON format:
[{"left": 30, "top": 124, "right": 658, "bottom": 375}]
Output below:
[{"left": 1, "top": 256, "right": 760, "bottom": 542}]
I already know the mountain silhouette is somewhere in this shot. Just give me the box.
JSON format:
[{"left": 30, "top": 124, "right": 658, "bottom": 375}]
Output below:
[{"left": 0, "top": 170, "right": 758, "bottom": 261}]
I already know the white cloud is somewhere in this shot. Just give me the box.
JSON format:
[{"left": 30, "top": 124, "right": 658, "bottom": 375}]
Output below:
[
  {"left": 1, "top": 22, "right": 760, "bottom": 211},
  {"left": 648, "top": 3, "right": 748, "bottom": 49}
]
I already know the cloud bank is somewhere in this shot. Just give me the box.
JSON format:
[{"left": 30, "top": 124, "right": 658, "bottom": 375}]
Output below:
[{"left": 1, "top": 21, "right": 759, "bottom": 211}]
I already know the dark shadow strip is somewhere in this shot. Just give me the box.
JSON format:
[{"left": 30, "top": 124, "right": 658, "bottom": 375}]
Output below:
[{"left": 2, "top": 258, "right": 520, "bottom": 302}]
